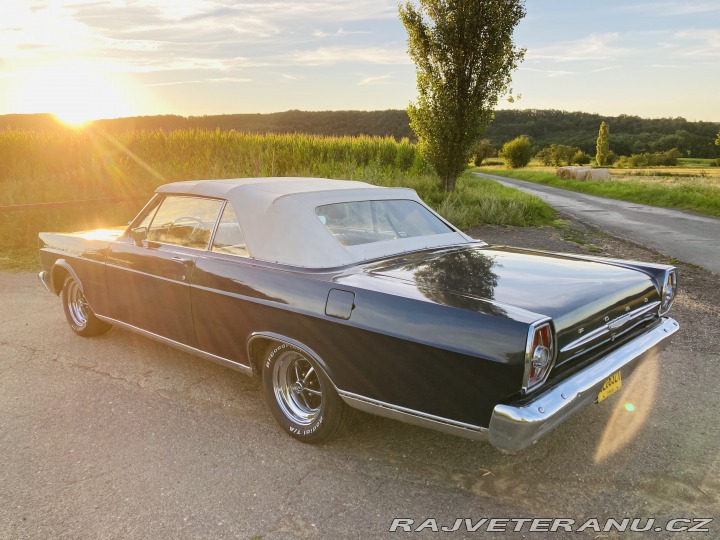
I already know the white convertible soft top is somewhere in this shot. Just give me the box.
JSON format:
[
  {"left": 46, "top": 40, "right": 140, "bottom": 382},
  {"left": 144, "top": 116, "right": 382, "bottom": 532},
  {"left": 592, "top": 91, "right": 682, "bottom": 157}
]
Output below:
[{"left": 156, "top": 177, "right": 473, "bottom": 268}]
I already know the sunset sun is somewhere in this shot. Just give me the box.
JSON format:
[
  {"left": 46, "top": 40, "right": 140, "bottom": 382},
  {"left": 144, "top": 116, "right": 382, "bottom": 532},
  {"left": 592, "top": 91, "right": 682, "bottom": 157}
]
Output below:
[{"left": 14, "top": 63, "right": 135, "bottom": 126}]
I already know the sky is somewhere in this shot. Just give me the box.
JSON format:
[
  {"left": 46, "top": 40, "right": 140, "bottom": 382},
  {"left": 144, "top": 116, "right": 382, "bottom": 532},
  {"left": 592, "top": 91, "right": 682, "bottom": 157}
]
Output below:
[{"left": 2, "top": 0, "right": 719, "bottom": 124}]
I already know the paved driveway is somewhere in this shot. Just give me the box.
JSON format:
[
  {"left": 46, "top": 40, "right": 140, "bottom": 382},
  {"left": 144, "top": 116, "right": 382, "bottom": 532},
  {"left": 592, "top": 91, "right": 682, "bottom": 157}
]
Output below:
[{"left": 474, "top": 172, "right": 720, "bottom": 275}]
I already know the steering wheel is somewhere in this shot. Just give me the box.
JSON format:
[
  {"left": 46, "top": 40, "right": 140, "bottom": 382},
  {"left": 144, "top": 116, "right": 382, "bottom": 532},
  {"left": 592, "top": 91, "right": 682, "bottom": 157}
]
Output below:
[{"left": 167, "top": 216, "right": 204, "bottom": 241}]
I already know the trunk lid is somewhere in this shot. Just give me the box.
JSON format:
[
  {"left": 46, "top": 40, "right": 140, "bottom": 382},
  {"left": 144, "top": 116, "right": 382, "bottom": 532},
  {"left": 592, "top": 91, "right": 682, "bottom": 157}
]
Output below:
[{"left": 366, "top": 245, "right": 661, "bottom": 366}]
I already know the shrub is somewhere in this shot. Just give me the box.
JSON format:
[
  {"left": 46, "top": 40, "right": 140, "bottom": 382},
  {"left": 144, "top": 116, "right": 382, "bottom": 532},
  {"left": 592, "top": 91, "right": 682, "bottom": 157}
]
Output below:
[
  {"left": 472, "top": 139, "right": 496, "bottom": 166},
  {"left": 572, "top": 150, "right": 592, "bottom": 165},
  {"left": 649, "top": 148, "right": 682, "bottom": 166},
  {"left": 536, "top": 144, "right": 583, "bottom": 166},
  {"left": 535, "top": 147, "right": 553, "bottom": 166},
  {"left": 615, "top": 148, "right": 682, "bottom": 168},
  {"left": 500, "top": 135, "right": 533, "bottom": 168}
]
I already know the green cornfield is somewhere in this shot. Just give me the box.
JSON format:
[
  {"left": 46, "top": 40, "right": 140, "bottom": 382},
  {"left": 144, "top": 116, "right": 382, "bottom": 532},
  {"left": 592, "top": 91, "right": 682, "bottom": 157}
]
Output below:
[
  {"left": 0, "top": 129, "right": 430, "bottom": 204},
  {"left": 0, "top": 128, "right": 554, "bottom": 269}
]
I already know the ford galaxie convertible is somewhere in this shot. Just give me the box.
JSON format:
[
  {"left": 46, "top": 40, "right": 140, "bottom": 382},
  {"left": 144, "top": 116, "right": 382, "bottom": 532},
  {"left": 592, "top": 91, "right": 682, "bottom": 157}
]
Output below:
[{"left": 38, "top": 178, "right": 679, "bottom": 452}]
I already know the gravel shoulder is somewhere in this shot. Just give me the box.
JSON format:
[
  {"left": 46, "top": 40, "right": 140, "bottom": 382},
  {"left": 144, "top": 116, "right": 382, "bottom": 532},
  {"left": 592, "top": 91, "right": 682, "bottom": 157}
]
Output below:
[{"left": 1, "top": 216, "right": 719, "bottom": 539}]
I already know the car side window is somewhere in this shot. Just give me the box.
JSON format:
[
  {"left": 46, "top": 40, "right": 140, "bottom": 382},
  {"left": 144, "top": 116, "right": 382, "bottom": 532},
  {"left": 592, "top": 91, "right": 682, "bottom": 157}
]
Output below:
[
  {"left": 147, "top": 196, "right": 223, "bottom": 250},
  {"left": 211, "top": 204, "right": 249, "bottom": 257}
]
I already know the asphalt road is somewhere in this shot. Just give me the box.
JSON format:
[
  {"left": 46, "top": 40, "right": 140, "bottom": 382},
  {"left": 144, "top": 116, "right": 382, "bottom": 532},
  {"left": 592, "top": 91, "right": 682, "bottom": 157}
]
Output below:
[
  {"left": 2, "top": 241, "right": 719, "bottom": 538},
  {"left": 474, "top": 172, "right": 720, "bottom": 275}
]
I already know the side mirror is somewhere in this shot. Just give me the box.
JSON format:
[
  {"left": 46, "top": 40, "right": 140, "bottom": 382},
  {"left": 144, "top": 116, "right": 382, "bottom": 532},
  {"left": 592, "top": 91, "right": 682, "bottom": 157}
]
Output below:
[{"left": 130, "top": 226, "right": 148, "bottom": 247}]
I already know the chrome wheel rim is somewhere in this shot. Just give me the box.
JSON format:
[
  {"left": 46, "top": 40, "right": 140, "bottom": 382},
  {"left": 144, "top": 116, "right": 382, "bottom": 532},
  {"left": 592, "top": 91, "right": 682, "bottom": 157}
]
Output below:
[
  {"left": 272, "top": 351, "right": 322, "bottom": 426},
  {"left": 67, "top": 280, "right": 89, "bottom": 328}
]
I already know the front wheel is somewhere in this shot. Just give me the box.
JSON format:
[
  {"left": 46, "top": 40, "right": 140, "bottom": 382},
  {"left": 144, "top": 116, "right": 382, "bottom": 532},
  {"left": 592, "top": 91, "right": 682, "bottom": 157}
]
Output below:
[
  {"left": 61, "top": 275, "right": 112, "bottom": 337},
  {"left": 262, "top": 343, "right": 353, "bottom": 443}
]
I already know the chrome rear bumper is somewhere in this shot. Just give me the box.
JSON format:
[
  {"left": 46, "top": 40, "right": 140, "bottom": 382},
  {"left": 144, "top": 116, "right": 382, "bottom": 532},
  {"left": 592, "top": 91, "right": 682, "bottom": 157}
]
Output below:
[{"left": 489, "top": 317, "right": 679, "bottom": 453}]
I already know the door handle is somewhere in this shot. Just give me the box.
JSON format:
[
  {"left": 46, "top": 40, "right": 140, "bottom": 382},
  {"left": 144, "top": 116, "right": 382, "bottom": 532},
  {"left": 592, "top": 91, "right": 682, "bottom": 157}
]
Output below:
[{"left": 172, "top": 256, "right": 195, "bottom": 267}]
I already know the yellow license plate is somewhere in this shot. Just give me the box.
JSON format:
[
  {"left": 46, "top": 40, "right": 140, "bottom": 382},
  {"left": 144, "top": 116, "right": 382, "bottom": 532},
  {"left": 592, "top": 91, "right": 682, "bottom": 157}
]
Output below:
[{"left": 597, "top": 371, "right": 622, "bottom": 402}]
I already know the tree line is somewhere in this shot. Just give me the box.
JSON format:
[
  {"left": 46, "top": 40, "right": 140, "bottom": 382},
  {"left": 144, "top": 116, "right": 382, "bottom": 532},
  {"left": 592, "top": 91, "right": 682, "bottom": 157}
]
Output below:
[{"left": 3, "top": 109, "right": 719, "bottom": 159}]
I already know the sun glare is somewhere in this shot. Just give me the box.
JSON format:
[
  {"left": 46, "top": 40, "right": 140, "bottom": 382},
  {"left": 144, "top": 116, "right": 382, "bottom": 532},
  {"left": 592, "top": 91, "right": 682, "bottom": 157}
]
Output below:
[{"left": 14, "top": 64, "right": 135, "bottom": 126}]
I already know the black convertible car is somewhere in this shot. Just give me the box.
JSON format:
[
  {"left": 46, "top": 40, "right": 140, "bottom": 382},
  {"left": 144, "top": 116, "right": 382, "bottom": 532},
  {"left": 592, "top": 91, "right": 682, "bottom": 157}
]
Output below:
[{"left": 38, "top": 177, "right": 679, "bottom": 452}]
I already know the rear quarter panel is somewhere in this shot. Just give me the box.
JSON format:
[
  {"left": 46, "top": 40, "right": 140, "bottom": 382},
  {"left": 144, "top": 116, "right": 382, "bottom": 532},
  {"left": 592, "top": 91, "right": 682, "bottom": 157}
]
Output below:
[{"left": 192, "top": 255, "right": 533, "bottom": 427}]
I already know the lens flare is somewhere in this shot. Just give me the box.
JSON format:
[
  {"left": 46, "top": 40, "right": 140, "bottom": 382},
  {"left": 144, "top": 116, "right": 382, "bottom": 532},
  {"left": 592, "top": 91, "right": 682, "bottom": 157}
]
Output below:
[{"left": 594, "top": 353, "right": 658, "bottom": 463}]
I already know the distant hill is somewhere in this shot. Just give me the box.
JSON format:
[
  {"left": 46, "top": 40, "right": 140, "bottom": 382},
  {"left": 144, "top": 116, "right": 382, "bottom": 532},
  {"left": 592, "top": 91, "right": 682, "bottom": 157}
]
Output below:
[
  {"left": 486, "top": 110, "right": 720, "bottom": 159},
  {"left": 2, "top": 109, "right": 719, "bottom": 158}
]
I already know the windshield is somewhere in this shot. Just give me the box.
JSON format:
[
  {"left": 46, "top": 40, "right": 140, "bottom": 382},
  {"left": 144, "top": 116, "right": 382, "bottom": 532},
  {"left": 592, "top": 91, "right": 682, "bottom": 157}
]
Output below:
[{"left": 315, "top": 199, "right": 453, "bottom": 247}]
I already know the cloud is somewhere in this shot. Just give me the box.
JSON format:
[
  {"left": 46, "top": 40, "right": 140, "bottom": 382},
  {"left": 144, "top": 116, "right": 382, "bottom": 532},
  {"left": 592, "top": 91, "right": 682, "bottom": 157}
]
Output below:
[
  {"left": 526, "top": 33, "right": 630, "bottom": 62},
  {"left": 620, "top": 2, "right": 720, "bottom": 16},
  {"left": 312, "top": 28, "right": 371, "bottom": 38},
  {"left": 358, "top": 75, "right": 392, "bottom": 85},
  {"left": 290, "top": 47, "right": 410, "bottom": 66},
  {"left": 523, "top": 28, "right": 720, "bottom": 68},
  {"left": 2, "top": 0, "right": 407, "bottom": 78},
  {"left": 519, "top": 66, "right": 622, "bottom": 78},
  {"left": 147, "top": 77, "right": 251, "bottom": 87},
  {"left": 673, "top": 29, "right": 720, "bottom": 57}
]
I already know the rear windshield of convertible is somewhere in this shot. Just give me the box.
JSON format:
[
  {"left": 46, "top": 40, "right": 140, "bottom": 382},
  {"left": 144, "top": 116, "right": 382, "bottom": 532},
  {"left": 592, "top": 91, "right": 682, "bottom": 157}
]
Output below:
[{"left": 315, "top": 199, "right": 453, "bottom": 247}]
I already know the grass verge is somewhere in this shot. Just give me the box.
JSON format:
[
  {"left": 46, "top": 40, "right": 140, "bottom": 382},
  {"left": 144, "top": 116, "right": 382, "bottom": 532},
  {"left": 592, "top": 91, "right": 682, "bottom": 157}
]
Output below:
[
  {"left": 435, "top": 172, "right": 555, "bottom": 229},
  {"left": 475, "top": 167, "right": 720, "bottom": 218}
]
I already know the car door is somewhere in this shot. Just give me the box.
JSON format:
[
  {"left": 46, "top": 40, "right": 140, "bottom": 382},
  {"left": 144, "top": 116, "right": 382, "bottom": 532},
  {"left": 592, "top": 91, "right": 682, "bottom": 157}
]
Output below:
[
  {"left": 190, "top": 201, "right": 257, "bottom": 364},
  {"left": 106, "top": 195, "right": 224, "bottom": 347}
]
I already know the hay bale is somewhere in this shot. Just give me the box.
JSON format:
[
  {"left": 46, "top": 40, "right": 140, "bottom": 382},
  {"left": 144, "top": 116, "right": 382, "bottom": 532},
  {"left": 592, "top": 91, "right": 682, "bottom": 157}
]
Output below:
[
  {"left": 556, "top": 166, "right": 609, "bottom": 181},
  {"left": 556, "top": 166, "right": 589, "bottom": 179},
  {"left": 587, "top": 168, "right": 610, "bottom": 181}
]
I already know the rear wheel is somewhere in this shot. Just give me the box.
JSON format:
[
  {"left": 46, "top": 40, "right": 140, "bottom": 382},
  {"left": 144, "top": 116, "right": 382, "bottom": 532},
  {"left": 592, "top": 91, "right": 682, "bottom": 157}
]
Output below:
[
  {"left": 262, "top": 343, "right": 353, "bottom": 443},
  {"left": 61, "top": 275, "right": 111, "bottom": 337}
]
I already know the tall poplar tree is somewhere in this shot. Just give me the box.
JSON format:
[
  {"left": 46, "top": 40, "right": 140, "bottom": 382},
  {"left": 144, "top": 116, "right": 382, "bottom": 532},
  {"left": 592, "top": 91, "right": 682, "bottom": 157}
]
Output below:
[
  {"left": 596, "top": 121, "right": 610, "bottom": 166},
  {"left": 400, "top": 0, "right": 526, "bottom": 192}
]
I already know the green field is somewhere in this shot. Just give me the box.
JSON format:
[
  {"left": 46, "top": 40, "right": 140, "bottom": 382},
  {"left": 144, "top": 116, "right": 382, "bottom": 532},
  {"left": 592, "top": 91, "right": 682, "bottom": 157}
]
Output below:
[
  {"left": 0, "top": 129, "right": 554, "bottom": 270},
  {"left": 476, "top": 166, "right": 720, "bottom": 217},
  {"left": 677, "top": 157, "right": 718, "bottom": 168}
]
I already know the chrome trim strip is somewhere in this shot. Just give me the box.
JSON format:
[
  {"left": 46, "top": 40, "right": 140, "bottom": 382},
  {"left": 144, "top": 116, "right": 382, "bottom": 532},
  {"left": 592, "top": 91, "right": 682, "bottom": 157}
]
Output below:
[
  {"left": 42, "top": 254, "right": 106, "bottom": 267},
  {"left": 52, "top": 259, "right": 85, "bottom": 294},
  {"left": 124, "top": 194, "right": 162, "bottom": 235},
  {"left": 489, "top": 317, "right": 679, "bottom": 453},
  {"left": 105, "top": 263, "right": 191, "bottom": 287},
  {"left": 206, "top": 200, "right": 227, "bottom": 252},
  {"left": 39, "top": 254, "right": 106, "bottom": 278},
  {"left": 38, "top": 271, "right": 54, "bottom": 294},
  {"left": 193, "top": 283, "right": 326, "bottom": 322},
  {"left": 338, "top": 390, "right": 489, "bottom": 441},
  {"left": 95, "top": 315, "right": 254, "bottom": 375},
  {"left": 560, "top": 301, "right": 661, "bottom": 353},
  {"left": 246, "top": 332, "right": 339, "bottom": 382}
]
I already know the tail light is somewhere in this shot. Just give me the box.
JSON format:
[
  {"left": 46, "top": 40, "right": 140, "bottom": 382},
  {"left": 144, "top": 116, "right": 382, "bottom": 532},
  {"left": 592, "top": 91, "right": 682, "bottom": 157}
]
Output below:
[
  {"left": 659, "top": 268, "right": 677, "bottom": 315},
  {"left": 523, "top": 320, "right": 555, "bottom": 393}
]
